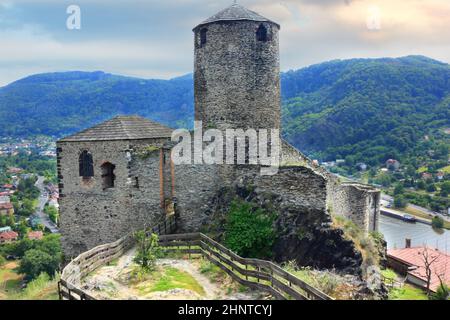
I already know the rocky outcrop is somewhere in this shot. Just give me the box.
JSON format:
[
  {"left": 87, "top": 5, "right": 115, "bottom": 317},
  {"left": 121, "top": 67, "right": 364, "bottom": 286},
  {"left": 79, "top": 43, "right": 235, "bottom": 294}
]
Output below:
[{"left": 205, "top": 166, "right": 363, "bottom": 275}]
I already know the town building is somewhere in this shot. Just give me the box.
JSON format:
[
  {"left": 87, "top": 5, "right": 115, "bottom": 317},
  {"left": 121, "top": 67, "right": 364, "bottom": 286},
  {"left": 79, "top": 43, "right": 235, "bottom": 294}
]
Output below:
[
  {"left": 0, "top": 230, "right": 18, "bottom": 243},
  {"left": 388, "top": 244, "right": 450, "bottom": 293},
  {"left": 28, "top": 231, "right": 44, "bottom": 241},
  {"left": 0, "top": 202, "right": 14, "bottom": 216},
  {"left": 386, "top": 159, "right": 400, "bottom": 171}
]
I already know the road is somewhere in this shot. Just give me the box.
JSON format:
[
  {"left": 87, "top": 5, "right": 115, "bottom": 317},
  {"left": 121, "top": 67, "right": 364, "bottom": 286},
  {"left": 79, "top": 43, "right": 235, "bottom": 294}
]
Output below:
[
  {"left": 32, "top": 176, "right": 59, "bottom": 233},
  {"left": 381, "top": 193, "right": 450, "bottom": 223}
]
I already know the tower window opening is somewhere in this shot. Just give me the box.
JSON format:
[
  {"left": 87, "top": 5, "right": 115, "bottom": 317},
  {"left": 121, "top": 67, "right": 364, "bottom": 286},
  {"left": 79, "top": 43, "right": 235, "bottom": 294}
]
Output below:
[
  {"left": 79, "top": 150, "right": 94, "bottom": 178},
  {"left": 256, "top": 24, "right": 269, "bottom": 42},
  {"left": 134, "top": 177, "right": 139, "bottom": 189},
  {"left": 101, "top": 162, "right": 116, "bottom": 189},
  {"left": 200, "top": 28, "right": 208, "bottom": 47}
]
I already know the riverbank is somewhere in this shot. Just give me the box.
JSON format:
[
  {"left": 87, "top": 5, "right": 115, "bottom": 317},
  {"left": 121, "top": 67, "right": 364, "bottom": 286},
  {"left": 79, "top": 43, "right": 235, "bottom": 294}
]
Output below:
[{"left": 379, "top": 215, "right": 449, "bottom": 253}]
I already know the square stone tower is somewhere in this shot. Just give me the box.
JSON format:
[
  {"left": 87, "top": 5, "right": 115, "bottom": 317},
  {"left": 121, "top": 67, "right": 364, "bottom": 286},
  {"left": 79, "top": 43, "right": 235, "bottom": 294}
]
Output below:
[{"left": 57, "top": 115, "right": 173, "bottom": 259}]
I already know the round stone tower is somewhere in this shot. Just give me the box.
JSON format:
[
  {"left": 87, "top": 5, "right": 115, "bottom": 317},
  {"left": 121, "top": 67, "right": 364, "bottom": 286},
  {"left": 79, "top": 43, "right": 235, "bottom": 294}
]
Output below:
[{"left": 193, "top": 3, "right": 281, "bottom": 131}]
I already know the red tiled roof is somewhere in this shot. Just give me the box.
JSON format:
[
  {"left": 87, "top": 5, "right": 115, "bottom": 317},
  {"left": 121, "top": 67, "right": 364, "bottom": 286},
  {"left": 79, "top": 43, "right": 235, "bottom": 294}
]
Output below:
[
  {"left": 27, "top": 231, "right": 44, "bottom": 240},
  {"left": 388, "top": 247, "right": 450, "bottom": 292},
  {"left": 0, "top": 231, "right": 18, "bottom": 241},
  {"left": 0, "top": 202, "right": 13, "bottom": 210}
]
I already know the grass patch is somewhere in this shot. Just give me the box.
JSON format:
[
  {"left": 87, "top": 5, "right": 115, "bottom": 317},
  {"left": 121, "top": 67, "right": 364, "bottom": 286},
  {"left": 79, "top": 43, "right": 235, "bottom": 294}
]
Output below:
[
  {"left": 380, "top": 268, "right": 397, "bottom": 282},
  {"left": 440, "top": 165, "right": 450, "bottom": 174},
  {"left": 135, "top": 266, "right": 205, "bottom": 296},
  {"left": 0, "top": 261, "right": 23, "bottom": 298},
  {"left": 389, "top": 284, "right": 428, "bottom": 300},
  {"left": 282, "top": 262, "right": 353, "bottom": 300},
  {"left": 416, "top": 166, "right": 428, "bottom": 174},
  {"left": 199, "top": 259, "right": 223, "bottom": 282},
  {"left": 107, "top": 258, "right": 119, "bottom": 266}
]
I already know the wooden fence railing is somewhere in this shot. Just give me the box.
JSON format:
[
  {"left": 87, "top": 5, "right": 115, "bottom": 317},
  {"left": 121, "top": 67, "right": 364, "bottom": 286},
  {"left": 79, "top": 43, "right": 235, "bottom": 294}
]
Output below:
[
  {"left": 58, "top": 215, "right": 177, "bottom": 300},
  {"left": 159, "top": 233, "right": 333, "bottom": 300},
  {"left": 59, "top": 215, "right": 331, "bottom": 300}
]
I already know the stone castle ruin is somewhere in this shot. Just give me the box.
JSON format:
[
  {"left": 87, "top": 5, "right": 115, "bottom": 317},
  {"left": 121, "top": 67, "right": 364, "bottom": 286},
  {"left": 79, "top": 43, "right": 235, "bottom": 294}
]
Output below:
[{"left": 57, "top": 4, "right": 380, "bottom": 273}]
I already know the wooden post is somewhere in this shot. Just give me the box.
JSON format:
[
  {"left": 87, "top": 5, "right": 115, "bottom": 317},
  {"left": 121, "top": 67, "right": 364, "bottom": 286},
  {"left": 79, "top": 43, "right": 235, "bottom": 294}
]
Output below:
[
  {"left": 57, "top": 281, "right": 62, "bottom": 300},
  {"left": 159, "top": 149, "right": 164, "bottom": 210}
]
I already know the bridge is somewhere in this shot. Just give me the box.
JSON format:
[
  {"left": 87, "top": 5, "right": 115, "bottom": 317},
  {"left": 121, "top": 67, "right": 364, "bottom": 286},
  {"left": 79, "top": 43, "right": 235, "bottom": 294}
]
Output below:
[{"left": 58, "top": 215, "right": 332, "bottom": 300}]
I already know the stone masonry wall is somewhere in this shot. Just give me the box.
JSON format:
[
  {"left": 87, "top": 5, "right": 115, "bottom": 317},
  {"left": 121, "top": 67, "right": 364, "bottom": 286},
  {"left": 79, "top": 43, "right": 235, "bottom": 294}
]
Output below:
[
  {"left": 57, "top": 138, "right": 168, "bottom": 259},
  {"left": 207, "top": 165, "right": 363, "bottom": 273},
  {"left": 194, "top": 20, "right": 280, "bottom": 131},
  {"left": 281, "top": 140, "right": 380, "bottom": 233}
]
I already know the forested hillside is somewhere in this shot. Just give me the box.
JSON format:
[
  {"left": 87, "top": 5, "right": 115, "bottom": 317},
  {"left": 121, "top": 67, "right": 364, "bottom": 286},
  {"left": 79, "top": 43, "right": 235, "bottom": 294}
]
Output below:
[{"left": 0, "top": 55, "right": 448, "bottom": 169}]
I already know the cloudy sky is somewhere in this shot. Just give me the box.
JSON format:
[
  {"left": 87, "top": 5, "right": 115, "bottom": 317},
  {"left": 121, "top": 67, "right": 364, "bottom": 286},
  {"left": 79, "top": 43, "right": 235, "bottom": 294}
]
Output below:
[{"left": 0, "top": 0, "right": 449, "bottom": 86}]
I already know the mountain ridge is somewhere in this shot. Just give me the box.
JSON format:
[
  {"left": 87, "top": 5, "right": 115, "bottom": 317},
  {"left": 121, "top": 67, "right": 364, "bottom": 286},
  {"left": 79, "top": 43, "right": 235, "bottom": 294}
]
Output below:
[{"left": 0, "top": 55, "right": 448, "bottom": 166}]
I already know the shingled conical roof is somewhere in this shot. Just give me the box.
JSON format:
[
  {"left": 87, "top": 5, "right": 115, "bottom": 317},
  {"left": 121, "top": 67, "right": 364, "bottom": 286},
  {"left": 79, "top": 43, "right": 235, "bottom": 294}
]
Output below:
[
  {"left": 194, "top": 3, "right": 279, "bottom": 30},
  {"left": 59, "top": 115, "right": 173, "bottom": 142}
]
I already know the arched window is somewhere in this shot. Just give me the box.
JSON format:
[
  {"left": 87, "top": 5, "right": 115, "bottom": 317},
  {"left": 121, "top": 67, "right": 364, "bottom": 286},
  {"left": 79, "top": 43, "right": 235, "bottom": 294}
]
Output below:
[
  {"left": 79, "top": 151, "right": 94, "bottom": 178},
  {"left": 101, "top": 162, "right": 116, "bottom": 189},
  {"left": 256, "top": 24, "right": 269, "bottom": 42},
  {"left": 200, "top": 28, "right": 208, "bottom": 47}
]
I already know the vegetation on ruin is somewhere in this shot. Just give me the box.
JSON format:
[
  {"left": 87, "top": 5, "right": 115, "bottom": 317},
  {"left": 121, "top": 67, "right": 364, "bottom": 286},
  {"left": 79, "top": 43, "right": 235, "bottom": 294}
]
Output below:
[
  {"left": 282, "top": 261, "right": 356, "bottom": 300},
  {"left": 223, "top": 199, "right": 277, "bottom": 259},
  {"left": 332, "top": 215, "right": 383, "bottom": 272},
  {"left": 135, "top": 145, "right": 160, "bottom": 159}
]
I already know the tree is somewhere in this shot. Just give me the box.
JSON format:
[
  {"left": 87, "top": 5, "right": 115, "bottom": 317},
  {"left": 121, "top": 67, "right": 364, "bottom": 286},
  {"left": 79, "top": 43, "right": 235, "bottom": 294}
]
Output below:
[
  {"left": 18, "top": 249, "right": 59, "bottom": 280},
  {"left": 417, "top": 180, "right": 426, "bottom": 190},
  {"left": 393, "top": 183, "right": 404, "bottom": 195},
  {"left": 133, "top": 232, "right": 160, "bottom": 271},
  {"left": 426, "top": 184, "right": 436, "bottom": 193},
  {"left": 394, "top": 195, "right": 407, "bottom": 209},
  {"left": 431, "top": 216, "right": 444, "bottom": 229},
  {"left": 441, "top": 181, "right": 450, "bottom": 197},
  {"left": 419, "top": 247, "right": 440, "bottom": 296}
]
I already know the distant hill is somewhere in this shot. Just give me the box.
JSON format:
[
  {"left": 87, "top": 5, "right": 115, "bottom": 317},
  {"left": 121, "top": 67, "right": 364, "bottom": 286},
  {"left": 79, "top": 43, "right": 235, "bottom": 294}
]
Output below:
[
  {"left": 0, "top": 71, "right": 194, "bottom": 137},
  {"left": 281, "top": 56, "right": 450, "bottom": 164},
  {"left": 0, "top": 56, "right": 449, "bottom": 166}
]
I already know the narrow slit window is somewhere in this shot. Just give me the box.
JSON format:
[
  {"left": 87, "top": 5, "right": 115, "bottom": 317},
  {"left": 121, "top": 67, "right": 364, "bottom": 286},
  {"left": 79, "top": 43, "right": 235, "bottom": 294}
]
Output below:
[
  {"left": 79, "top": 150, "right": 94, "bottom": 178},
  {"left": 200, "top": 28, "right": 208, "bottom": 47}
]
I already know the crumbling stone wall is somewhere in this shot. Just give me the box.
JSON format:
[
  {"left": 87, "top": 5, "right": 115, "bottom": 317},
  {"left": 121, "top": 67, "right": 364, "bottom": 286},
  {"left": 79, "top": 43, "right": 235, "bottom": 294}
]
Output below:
[
  {"left": 332, "top": 183, "right": 380, "bottom": 234},
  {"left": 206, "top": 165, "right": 363, "bottom": 274},
  {"left": 281, "top": 140, "right": 380, "bottom": 233}
]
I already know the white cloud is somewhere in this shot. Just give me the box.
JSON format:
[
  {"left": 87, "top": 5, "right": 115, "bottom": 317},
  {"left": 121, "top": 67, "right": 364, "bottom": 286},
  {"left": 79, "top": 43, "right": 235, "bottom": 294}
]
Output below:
[{"left": 0, "top": 0, "right": 449, "bottom": 86}]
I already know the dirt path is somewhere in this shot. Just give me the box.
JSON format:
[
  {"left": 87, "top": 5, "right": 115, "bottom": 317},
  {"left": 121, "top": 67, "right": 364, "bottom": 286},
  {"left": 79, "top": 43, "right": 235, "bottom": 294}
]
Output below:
[{"left": 81, "top": 249, "right": 263, "bottom": 300}]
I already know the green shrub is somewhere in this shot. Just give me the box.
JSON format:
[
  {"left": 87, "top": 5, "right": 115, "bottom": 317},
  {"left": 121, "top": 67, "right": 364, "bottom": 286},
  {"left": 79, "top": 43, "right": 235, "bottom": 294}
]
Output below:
[
  {"left": 431, "top": 216, "right": 444, "bottom": 229},
  {"left": 134, "top": 232, "right": 160, "bottom": 272},
  {"left": 431, "top": 284, "right": 450, "bottom": 300},
  {"left": 0, "top": 254, "right": 6, "bottom": 266},
  {"left": 224, "top": 199, "right": 276, "bottom": 259}
]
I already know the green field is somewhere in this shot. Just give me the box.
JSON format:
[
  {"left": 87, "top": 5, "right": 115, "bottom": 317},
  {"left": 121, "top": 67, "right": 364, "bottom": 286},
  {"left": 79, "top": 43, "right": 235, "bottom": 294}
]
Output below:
[
  {"left": 388, "top": 284, "right": 428, "bottom": 300},
  {"left": 0, "top": 260, "right": 58, "bottom": 300}
]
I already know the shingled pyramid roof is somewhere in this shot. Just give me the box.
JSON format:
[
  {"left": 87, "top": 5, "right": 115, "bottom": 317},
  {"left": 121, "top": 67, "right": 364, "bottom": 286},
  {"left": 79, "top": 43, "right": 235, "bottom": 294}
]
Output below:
[
  {"left": 194, "top": 3, "right": 279, "bottom": 30},
  {"left": 59, "top": 115, "right": 173, "bottom": 142}
]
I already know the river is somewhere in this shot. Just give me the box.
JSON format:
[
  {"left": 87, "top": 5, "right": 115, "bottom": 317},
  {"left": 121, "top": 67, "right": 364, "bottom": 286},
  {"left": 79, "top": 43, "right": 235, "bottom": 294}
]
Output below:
[{"left": 379, "top": 214, "right": 449, "bottom": 253}]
